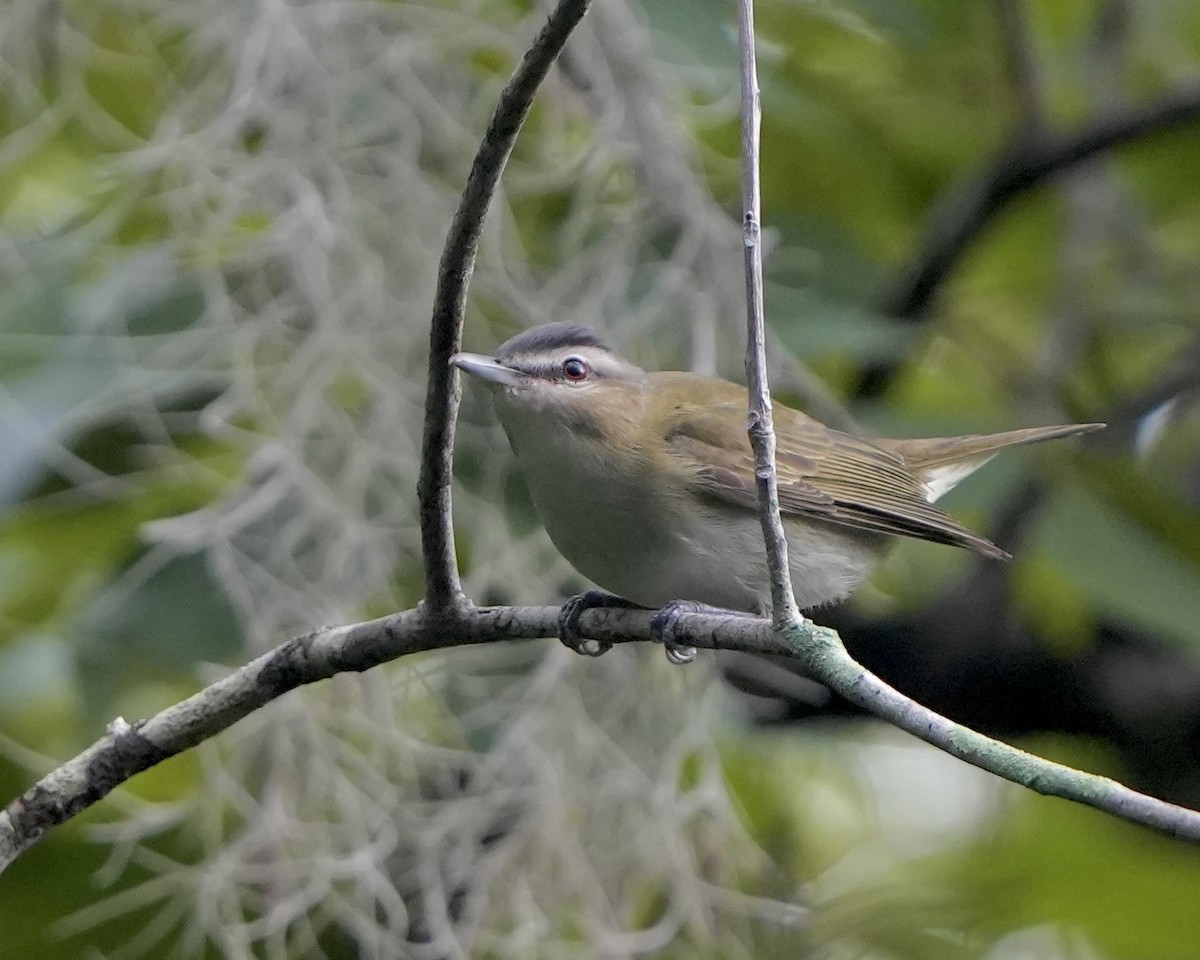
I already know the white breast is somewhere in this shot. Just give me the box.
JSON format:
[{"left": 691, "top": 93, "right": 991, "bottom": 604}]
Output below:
[{"left": 663, "top": 505, "right": 881, "bottom": 612}]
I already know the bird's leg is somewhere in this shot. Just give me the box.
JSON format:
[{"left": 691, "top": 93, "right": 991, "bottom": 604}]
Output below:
[
  {"left": 558, "top": 590, "right": 643, "bottom": 657},
  {"left": 650, "top": 600, "right": 749, "bottom": 666}
]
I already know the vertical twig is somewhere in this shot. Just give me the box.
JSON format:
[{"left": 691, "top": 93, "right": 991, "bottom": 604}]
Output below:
[
  {"left": 417, "top": 0, "right": 594, "bottom": 612},
  {"left": 736, "top": 0, "right": 800, "bottom": 626}
]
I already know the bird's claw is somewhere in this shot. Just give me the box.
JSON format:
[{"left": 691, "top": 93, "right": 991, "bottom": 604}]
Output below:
[
  {"left": 650, "top": 600, "right": 704, "bottom": 665},
  {"left": 560, "top": 592, "right": 706, "bottom": 664},
  {"left": 558, "top": 590, "right": 635, "bottom": 657}
]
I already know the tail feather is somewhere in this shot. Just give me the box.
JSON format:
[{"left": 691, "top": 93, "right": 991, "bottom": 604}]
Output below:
[
  {"left": 875, "top": 422, "right": 1104, "bottom": 503},
  {"left": 879, "top": 422, "right": 1104, "bottom": 468}
]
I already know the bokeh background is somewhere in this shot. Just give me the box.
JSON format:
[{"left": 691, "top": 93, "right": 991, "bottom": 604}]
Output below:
[{"left": 2, "top": 0, "right": 1200, "bottom": 957}]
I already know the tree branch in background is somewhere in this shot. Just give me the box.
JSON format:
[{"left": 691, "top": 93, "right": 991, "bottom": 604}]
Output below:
[
  {"left": 884, "top": 81, "right": 1200, "bottom": 320},
  {"left": 418, "top": 0, "right": 593, "bottom": 611}
]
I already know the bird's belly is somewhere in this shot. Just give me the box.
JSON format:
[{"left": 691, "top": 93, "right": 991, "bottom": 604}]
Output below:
[
  {"left": 523, "top": 468, "right": 679, "bottom": 607},
  {"left": 527, "top": 465, "right": 879, "bottom": 612},
  {"left": 654, "top": 510, "right": 882, "bottom": 612},
  {"left": 504, "top": 410, "right": 880, "bottom": 611}
]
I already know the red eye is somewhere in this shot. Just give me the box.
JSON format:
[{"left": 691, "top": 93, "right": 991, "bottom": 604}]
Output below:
[{"left": 562, "top": 356, "right": 589, "bottom": 381}]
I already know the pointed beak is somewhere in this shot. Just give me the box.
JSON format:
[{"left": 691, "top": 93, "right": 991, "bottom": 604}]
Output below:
[{"left": 451, "top": 352, "right": 526, "bottom": 388}]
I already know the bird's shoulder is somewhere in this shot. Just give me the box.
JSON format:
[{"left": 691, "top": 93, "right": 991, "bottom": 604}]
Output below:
[
  {"left": 648, "top": 372, "right": 753, "bottom": 446},
  {"left": 648, "top": 372, "right": 841, "bottom": 513},
  {"left": 647, "top": 371, "right": 892, "bottom": 476}
]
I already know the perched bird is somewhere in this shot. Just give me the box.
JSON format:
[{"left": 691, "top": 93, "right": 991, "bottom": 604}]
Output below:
[{"left": 453, "top": 322, "right": 1102, "bottom": 658}]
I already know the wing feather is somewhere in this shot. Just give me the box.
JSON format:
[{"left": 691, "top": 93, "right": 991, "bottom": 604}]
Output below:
[{"left": 660, "top": 387, "right": 1008, "bottom": 559}]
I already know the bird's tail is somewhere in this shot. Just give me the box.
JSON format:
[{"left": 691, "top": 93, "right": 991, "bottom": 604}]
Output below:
[
  {"left": 880, "top": 422, "right": 1104, "bottom": 469},
  {"left": 876, "top": 422, "right": 1104, "bottom": 502}
]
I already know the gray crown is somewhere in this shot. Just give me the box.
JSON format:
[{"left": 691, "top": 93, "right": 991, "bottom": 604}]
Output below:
[{"left": 495, "top": 323, "right": 611, "bottom": 359}]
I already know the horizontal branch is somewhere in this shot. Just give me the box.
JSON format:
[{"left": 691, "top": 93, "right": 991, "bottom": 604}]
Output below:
[
  {"left": 886, "top": 81, "right": 1200, "bottom": 319},
  {"left": 0, "top": 605, "right": 774, "bottom": 875},
  {"left": 3, "top": 603, "right": 1199, "bottom": 875}
]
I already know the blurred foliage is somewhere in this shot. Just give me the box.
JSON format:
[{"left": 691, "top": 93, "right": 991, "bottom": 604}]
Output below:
[{"left": 2, "top": 0, "right": 1200, "bottom": 957}]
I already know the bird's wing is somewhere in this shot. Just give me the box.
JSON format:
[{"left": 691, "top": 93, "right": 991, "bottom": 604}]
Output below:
[{"left": 663, "top": 398, "right": 1009, "bottom": 559}]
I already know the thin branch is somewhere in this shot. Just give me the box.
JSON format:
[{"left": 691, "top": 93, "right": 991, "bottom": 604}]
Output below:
[
  {"left": 885, "top": 81, "right": 1200, "bottom": 319},
  {"left": 4, "top": 602, "right": 1200, "bottom": 875},
  {"left": 0, "top": 606, "right": 790, "bottom": 874},
  {"left": 776, "top": 622, "right": 1200, "bottom": 839},
  {"left": 418, "top": 0, "right": 593, "bottom": 610},
  {"left": 737, "top": 0, "right": 799, "bottom": 625}
]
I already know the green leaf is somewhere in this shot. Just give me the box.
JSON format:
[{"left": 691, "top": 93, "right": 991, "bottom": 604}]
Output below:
[
  {"left": 1029, "top": 479, "right": 1200, "bottom": 651},
  {"left": 966, "top": 779, "right": 1200, "bottom": 959}
]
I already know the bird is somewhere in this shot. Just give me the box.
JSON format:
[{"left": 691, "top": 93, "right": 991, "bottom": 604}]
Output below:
[{"left": 452, "top": 322, "right": 1102, "bottom": 660}]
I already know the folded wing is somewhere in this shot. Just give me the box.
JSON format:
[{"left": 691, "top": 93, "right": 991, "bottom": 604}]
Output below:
[{"left": 664, "top": 399, "right": 1011, "bottom": 559}]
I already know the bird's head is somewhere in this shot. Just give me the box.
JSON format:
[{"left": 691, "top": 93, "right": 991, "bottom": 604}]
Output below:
[{"left": 452, "top": 323, "right": 648, "bottom": 445}]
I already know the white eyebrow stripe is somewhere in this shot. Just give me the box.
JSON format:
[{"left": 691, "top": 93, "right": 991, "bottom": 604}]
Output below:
[{"left": 504, "top": 347, "right": 647, "bottom": 384}]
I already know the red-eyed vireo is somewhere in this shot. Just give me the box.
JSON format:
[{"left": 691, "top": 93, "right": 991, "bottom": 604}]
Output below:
[{"left": 453, "top": 323, "right": 1102, "bottom": 658}]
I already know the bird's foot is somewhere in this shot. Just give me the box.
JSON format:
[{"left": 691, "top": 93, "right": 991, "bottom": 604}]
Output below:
[
  {"left": 649, "top": 600, "right": 718, "bottom": 666},
  {"left": 558, "top": 590, "right": 641, "bottom": 657}
]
